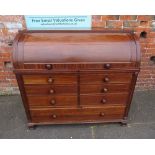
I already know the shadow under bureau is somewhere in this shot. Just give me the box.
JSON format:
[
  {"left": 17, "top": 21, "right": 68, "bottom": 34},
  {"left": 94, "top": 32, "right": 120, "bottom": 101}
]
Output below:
[{"left": 13, "top": 30, "right": 140, "bottom": 128}]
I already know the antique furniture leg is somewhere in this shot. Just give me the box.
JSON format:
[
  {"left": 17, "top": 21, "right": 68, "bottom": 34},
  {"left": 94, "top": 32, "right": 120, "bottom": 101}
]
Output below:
[{"left": 28, "top": 123, "right": 36, "bottom": 130}]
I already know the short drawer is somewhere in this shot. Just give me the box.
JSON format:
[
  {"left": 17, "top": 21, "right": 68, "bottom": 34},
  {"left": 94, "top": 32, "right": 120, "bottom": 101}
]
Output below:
[
  {"left": 30, "top": 106, "right": 125, "bottom": 123},
  {"left": 80, "top": 73, "right": 132, "bottom": 84},
  {"left": 80, "top": 93, "right": 129, "bottom": 106},
  {"left": 80, "top": 84, "right": 130, "bottom": 94},
  {"left": 27, "top": 95, "right": 77, "bottom": 107},
  {"left": 23, "top": 74, "right": 77, "bottom": 85},
  {"left": 25, "top": 84, "right": 77, "bottom": 95}
]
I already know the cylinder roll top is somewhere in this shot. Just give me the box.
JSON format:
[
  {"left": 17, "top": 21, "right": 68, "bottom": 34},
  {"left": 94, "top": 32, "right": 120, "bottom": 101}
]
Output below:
[{"left": 13, "top": 30, "right": 140, "bottom": 69}]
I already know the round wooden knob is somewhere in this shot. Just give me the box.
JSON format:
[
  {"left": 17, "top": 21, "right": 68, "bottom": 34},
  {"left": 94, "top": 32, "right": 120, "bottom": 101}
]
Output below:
[
  {"left": 101, "top": 99, "right": 106, "bottom": 104},
  {"left": 104, "top": 63, "right": 111, "bottom": 69},
  {"left": 49, "top": 89, "right": 54, "bottom": 94},
  {"left": 48, "top": 77, "right": 54, "bottom": 83},
  {"left": 100, "top": 112, "right": 105, "bottom": 117},
  {"left": 104, "top": 77, "right": 110, "bottom": 82},
  {"left": 102, "top": 88, "right": 108, "bottom": 93},
  {"left": 50, "top": 99, "right": 56, "bottom": 105},
  {"left": 45, "top": 64, "right": 53, "bottom": 70},
  {"left": 52, "top": 114, "right": 57, "bottom": 119}
]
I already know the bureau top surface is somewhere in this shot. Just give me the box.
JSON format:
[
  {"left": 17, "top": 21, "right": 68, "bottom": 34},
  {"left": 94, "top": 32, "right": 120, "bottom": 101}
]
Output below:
[
  {"left": 20, "top": 32, "right": 132, "bottom": 43},
  {"left": 13, "top": 30, "right": 140, "bottom": 64}
]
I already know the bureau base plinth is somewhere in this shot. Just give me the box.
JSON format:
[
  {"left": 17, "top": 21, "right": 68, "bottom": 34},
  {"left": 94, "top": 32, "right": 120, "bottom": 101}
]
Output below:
[{"left": 27, "top": 119, "right": 127, "bottom": 129}]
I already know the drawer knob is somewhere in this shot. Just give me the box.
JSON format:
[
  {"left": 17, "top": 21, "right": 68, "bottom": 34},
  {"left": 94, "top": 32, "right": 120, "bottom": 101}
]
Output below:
[
  {"left": 48, "top": 77, "right": 54, "bottom": 83},
  {"left": 49, "top": 89, "right": 55, "bottom": 94},
  {"left": 101, "top": 99, "right": 107, "bottom": 104},
  {"left": 104, "top": 63, "right": 111, "bottom": 69},
  {"left": 102, "top": 88, "right": 108, "bottom": 93},
  {"left": 50, "top": 99, "right": 56, "bottom": 105},
  {"left": 103, "top": 77, "right": 110, "bottom": 82},
  {"left": 100, "top": 112, "right": 105, "bottom": 117},
  {"left": 45, "top": 64, "right": 53, "bottom": 70},
  {"left": 52, "top": 114, "right": 57, "bottom": 119}
]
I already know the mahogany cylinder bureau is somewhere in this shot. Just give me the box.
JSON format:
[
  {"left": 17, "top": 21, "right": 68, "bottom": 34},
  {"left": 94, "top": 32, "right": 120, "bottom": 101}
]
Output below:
[{"left": 13, "top": 30, "right": 140, "bottom": 128}]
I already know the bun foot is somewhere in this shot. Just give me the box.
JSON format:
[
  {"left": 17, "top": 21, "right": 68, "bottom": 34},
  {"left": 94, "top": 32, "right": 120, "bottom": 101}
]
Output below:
[
  {"left": 28, "top": 123, "right": 36, "bottom": 130},
  {"left": 120, "top": 120, "right": 128, "bottom": 126}
]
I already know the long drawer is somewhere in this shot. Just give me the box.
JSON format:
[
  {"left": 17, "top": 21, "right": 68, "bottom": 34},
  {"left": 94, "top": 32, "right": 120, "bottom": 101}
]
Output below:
[
  {"left": 30, "top": 106, "right": 126, "bottom": 123},
  {"left": 23, "top": 74, "right": 77, "bottom": 85},
  {"left": 80, "top": 93, "right": 129, "bottom": 106},
  {"left": 25, "top": 84, "right": 77, "bottom": 95},
  {"left": 23, "top": 63, "right": 137, "bottom": 70},
  {"left": 27, "top": 95, "right": 77, "bottom": 107},
  {"left": 80, "top": 73, "right": 132, "bottom": 84},
  {"left": 80, "top": 84, "right": 130, "bottom": 94}
]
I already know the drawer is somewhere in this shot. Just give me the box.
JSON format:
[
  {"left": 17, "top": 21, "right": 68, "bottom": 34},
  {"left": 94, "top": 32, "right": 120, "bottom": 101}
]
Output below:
[
  {"left": 27, "top": 95, "right": 77, "bottom": 107},
  {"left": 80, "top": 93, "right": 129, "bottom": 106},
  {"left": 23, "top": 63, "right": 136, "bottom": 70},
  {"left": 25, "top": 85, "right": 77, "bottom": 95},
  {"left": 23, "top": 74, "right": 77, "bottom": 85},
  {"left": 80, "top": 84, "right": 130, "bottom": 94},
  {"left": 80, "top": 73, "right": 132, "bottom": 84},
  {"left": 30, "top": 106, "right": 125, "bottom": 123}
]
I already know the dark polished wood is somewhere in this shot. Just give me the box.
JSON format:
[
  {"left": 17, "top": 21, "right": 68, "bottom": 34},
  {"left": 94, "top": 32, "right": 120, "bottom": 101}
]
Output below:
[
  {"left": 80, "top": 84, "right": 130, "bottom": 94},
  {"left": 23, "top": 74, "right": 77, "bottom": 85},
  {"left": 30, "top": 106, "right": 126, "bottom": 123},
  {"left": 27, "top": 95, "right": 78, "bottom": 107},
  {"left": 13, "top": 30, "right": 140, "bottom": 128},
  {"left": 80, "top": 93, "right": 129, "bottom": 106},
  {"left": 80, "top": 73, "right": 132, "bottom": 84},
  {"left": 22, "top": 63, "right": 137, "bottom": 70},
  {"left": 25, "top": 84, "right": 77, "bottom": 95}
]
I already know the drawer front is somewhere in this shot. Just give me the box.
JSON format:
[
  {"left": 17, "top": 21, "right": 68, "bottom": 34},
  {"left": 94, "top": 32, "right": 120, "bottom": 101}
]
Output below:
[
  {"left": 80, "top": 84, "right": 130, "bottom": 94},
  {"left": 27, "top": 95, "right": 77, "bottom": 107},
  {"left": 30, "top": 106, "right": 125, "bottom": 123},
  {"left": 80, "top": 93, "right": 129, "bottom": 106},
  {"left": 23, "top": 74, "right": 77, "bottom": 85},
  {"left": 80, "top": 73, "right": 132, "bottom": 84},
  {"left": 25, "top": 85, "right": 77, "bottom": 95},
  {"left": 23, "top": 63, "right": 136, "bottom": 70}
]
